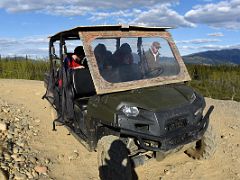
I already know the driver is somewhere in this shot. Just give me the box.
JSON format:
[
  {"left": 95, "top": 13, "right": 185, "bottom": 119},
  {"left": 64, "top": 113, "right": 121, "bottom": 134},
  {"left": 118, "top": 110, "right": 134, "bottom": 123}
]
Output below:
[{"left": 143, "top": 41, "right": 161, "bottom": 73}]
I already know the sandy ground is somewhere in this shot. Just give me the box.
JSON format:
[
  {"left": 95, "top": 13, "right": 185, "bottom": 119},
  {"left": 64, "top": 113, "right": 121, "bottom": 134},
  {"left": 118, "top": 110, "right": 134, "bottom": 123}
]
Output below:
[{"left": 0, "top": 79, "right": 239, "bottom": 180}]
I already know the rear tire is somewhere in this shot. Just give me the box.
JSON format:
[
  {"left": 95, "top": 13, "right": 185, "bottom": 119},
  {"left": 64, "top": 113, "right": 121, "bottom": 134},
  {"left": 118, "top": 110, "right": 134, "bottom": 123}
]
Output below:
[
  {"left": 97, "top": 135, "right": 132, "bottom": 180},
  {"left": 185, "top": 125, "right": 216, "bottom": 160}
]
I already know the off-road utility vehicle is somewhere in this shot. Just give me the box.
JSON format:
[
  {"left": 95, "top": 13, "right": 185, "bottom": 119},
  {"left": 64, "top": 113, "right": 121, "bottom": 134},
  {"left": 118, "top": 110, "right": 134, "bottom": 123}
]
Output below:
[{"left": 43, "top": 25, "right": 216, "bottom": 179}]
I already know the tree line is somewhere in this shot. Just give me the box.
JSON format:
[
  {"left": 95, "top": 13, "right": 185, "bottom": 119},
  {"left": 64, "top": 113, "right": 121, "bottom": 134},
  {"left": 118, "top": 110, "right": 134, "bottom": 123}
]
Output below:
[{"left": 0, "top": 58, "right": 239, "bottom": 101}]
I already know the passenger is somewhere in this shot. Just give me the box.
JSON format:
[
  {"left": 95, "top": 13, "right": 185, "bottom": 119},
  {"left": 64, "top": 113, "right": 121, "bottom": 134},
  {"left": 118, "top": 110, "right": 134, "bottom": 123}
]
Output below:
[
  {"left": 113, "top": 43, "right": 137, "bottom": 82},
  {"left": 59, "top": 46, "right": 85, "bottom": 88},
  {"left": 94, "top": 44, "right": 112, "bottom": 70},
  {"left": 113, "top": 43, "right": 133, "bottom": 66},
  {"left": 64, "top": 46, "right": 85, "bottom": 70}
]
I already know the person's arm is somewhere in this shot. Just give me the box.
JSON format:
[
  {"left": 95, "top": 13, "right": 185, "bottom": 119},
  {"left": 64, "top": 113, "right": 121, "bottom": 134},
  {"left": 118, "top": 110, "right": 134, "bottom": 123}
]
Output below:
[{"left": 73, "top": 66, "right": 85, "bottom": 69}]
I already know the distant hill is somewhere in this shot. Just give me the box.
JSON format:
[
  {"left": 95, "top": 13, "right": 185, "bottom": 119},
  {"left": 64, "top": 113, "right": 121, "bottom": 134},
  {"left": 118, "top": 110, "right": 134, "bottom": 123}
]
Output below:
[{"left": 183, "top": 49, "right": 240, "bottom": 65}]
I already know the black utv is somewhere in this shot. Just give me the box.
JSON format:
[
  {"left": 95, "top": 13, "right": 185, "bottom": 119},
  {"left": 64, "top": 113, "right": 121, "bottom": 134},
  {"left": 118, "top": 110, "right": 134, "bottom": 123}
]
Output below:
[{"left": 43, "top": 25, "right": 216, "bottom": 180}]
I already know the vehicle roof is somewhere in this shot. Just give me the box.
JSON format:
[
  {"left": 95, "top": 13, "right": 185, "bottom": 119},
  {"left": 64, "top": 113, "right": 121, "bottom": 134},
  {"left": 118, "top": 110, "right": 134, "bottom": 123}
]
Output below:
[{"left": 49, "top": 24, "right": 173, "bottom": 41}]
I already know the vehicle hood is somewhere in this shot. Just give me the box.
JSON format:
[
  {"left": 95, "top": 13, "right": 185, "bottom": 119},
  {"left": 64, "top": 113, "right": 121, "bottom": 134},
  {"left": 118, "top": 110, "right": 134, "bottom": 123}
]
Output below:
[{"left": 103, "top": 84, "right": 195, "bottom": 112}]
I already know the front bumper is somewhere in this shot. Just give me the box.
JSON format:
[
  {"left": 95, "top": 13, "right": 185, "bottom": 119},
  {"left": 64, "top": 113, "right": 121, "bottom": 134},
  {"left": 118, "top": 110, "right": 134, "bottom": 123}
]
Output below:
[{"left": 119, "top": 105, "right": 214, "bottom": 151}]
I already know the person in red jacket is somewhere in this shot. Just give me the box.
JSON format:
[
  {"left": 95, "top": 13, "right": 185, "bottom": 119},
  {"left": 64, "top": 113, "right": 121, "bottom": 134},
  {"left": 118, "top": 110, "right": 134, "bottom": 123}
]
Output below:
[
  {"left": 64, "top": 46, "right": 86, "bottom": 69},
  {"left": 59, "top": 46, "right": 86, "bottom": 88}
]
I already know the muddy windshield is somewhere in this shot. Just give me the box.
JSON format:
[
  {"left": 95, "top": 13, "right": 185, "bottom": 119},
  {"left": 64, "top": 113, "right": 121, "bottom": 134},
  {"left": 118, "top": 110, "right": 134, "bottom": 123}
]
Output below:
[{"left": 92, "top": 37, "right": 180, "bottom": 83}]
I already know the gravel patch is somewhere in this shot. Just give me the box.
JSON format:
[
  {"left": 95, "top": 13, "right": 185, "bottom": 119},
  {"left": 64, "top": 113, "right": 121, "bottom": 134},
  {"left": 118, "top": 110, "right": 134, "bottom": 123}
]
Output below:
[{"left": 0, "top": 99, "right": 52, "bottom": 180}]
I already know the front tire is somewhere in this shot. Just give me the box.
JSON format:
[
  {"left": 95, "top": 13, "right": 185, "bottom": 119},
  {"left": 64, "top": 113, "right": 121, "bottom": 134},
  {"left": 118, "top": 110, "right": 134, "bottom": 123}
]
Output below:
[
  {"left": 185, "top": 125, "right": 216, "bottom": 160},
  {"left": 97, "top": 135, "right": 132, "bottom": 180}
]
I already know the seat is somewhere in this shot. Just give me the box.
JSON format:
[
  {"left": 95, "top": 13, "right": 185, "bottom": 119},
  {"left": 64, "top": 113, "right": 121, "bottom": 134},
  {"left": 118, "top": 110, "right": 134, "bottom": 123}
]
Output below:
[{"left": 70, "top": 68, "right": 96, "bottom": 99}]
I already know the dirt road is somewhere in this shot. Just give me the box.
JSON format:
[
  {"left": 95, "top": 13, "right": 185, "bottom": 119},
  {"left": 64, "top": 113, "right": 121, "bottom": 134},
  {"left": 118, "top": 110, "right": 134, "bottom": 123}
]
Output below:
[{"left": 0, "top": 79, "right": 239, "bottom": 180}]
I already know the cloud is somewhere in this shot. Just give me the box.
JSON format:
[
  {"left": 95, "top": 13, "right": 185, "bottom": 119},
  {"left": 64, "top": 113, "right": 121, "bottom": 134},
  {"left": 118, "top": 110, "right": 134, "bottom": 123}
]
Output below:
[
  {"left": 180, "top": 43, "right": 240, "bottom": 51},
  {"left": 178, "top": 42, "right": 240, "bottom": 55},
  {"left": 0, "top": 35, "right": 49, "bottom": 57},
  {"left": 130, "top": 4, "right": 196, "bottom": 27},
  {"left": 0, "top": 0, "right": 178, "bottom": 14},
  {"left": 88, "top": 4, "right": 196, "bottom": 28},
  {"left": 0, "top": 0, "right": 195, "bottom": 28},
  {"left": 207, "top": 32, "right": 224, "bottom": 37},
  {"left": 185, "top": 0, "right": 240, "bottom": 29},
  {"left": 43, "top": 5, "right": 93, "bottom": 16},
  {"left": 89, "top": 10, "right": 135, "bottom": 22},
  {"left": 0, "top": 38, "right": 19, "bottom": 47},
  {"left": 177, "top": 38, "right": 221, "bottom": 44},
  {"left": 17, "top": 47, "right": 48, "bottom": 57},
  {"left": 22, "top": 36, "right": 49, "bottom": 44}
]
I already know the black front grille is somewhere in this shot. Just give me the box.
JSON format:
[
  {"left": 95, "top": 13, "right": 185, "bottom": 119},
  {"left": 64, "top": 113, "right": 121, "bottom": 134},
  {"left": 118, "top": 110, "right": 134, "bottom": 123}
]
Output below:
[
  {"left": 168, "top": 133, "right": 189, "bottom": 146},
  {"left": 166, "top": 117, "right": 187, "bottom": 131}
]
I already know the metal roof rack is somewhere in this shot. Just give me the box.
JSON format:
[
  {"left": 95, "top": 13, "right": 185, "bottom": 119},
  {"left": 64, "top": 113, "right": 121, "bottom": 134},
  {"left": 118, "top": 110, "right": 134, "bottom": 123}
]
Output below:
[{"left": 49, "top": 24, "right": 173, "bottom": 41}]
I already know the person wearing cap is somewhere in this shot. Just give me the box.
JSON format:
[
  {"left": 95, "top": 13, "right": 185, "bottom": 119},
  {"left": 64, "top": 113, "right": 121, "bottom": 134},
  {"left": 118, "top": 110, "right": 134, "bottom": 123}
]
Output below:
[
  {"left": 64, "top": 46, "right": 85, "bottom": 70},
  {"left": 142, "top": 41, "right": 161, "bottom": 73}
]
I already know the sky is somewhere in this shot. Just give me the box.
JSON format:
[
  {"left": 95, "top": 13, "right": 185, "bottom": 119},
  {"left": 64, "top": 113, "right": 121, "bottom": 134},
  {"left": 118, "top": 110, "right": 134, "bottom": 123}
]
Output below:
[{"left": 0, "top": 0, "right": 240, "bottom": 58}]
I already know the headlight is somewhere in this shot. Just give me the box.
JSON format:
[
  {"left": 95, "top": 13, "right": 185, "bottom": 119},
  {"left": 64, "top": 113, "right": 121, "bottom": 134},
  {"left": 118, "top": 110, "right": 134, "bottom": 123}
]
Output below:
[{"left": 121, "top": 105, "right": 139, "bottom": 117}]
